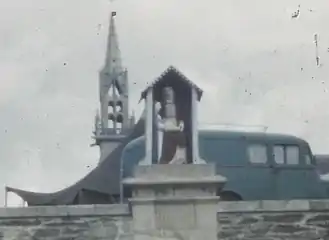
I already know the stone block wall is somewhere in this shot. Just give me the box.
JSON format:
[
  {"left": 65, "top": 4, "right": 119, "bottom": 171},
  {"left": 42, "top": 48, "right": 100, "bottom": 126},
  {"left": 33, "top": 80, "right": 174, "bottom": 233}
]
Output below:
[
  {"left": 0, "top": 204, "right": 133, "bottom": 240},
  {"left": 217, "top": 200, "right": 329, "bottom": 240},
  {"left": 2, "top": 200, "right": 329, "bottom": 239}
]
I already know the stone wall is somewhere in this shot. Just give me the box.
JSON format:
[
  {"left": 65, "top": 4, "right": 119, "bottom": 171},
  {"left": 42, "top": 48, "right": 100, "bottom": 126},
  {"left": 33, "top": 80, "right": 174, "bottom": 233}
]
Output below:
[
  {"left": 2, "top": 200, "right": 329, "bottom": 239},
  {"left": 0, "top": 204, "right": 133, "bottom": 240},
  {"left": 217, "top": 200, "right": 329, "bottom": 240}
]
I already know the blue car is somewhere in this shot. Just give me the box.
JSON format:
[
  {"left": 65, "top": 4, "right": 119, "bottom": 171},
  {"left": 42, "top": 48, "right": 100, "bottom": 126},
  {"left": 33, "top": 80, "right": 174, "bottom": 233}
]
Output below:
[{"left": 120, "top": 130, "right": 327, "bottom": 201}]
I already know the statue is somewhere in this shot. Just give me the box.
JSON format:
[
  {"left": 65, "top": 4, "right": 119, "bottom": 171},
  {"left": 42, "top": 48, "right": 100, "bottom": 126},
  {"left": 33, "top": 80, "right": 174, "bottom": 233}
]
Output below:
[
  {"left": 158, "top": 87, "right": 187, "bottom": 164},
  {"left": 140, "top": 66, "right": 203, "bottom": 166}
]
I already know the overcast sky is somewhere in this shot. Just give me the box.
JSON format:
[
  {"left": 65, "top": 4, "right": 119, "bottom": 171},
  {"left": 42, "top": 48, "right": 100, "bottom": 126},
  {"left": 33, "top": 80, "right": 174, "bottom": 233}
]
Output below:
[{"left": 1, "top": 0, "right": 329, "bottom": 206}]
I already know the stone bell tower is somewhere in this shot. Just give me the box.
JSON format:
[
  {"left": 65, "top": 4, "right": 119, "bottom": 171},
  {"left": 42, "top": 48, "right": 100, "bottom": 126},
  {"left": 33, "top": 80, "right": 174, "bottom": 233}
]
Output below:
[{"left": 92, "top": 11, "right": 135, "bottom": 164}]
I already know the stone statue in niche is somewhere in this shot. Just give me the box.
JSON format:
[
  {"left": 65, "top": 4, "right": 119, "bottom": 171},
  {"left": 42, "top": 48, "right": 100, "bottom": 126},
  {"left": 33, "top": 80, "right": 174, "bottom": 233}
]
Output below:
[
  {"left": 158, "top": 86, "right": 188, "bottom": 164},
  {"left": 140, "top": 66, "right": 202, "bottom": 165}
]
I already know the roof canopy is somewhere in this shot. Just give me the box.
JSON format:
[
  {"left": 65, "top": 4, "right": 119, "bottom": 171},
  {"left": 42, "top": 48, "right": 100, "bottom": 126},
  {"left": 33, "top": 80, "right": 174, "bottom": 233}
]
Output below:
[
  {"left": 5, "top": 112, "right": 146, "bottom": 206},
  {"left": 140, "top": 66, "right": 203, "bottom": 102}
]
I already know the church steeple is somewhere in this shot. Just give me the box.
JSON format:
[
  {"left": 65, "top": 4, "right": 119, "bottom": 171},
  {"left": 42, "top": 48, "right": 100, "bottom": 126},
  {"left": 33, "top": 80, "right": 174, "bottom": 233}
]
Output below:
[
  {"left": 93, "top": 11, "right": 134, "bottom": 163},
  {"left": 103, "top": 12, "right": 123, "bottom": 77}
]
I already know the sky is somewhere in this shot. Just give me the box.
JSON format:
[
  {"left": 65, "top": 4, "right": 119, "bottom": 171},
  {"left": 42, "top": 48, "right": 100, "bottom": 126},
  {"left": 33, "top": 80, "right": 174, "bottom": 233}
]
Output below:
[{"left": 0, "top": 0, "right": 329, "bottom": 206}]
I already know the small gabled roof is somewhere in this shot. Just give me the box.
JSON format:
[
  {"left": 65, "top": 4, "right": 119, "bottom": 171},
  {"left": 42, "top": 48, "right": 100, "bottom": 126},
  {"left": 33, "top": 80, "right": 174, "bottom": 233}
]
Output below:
[{"left": 140, "top": 65, "right": 203, "bottom": 101}]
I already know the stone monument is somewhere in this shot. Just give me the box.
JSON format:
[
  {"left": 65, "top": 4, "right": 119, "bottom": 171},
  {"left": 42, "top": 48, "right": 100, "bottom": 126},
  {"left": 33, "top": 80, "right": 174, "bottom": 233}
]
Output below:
[{"left": 123, "top": 66, "right": 226, "bottom": 240}]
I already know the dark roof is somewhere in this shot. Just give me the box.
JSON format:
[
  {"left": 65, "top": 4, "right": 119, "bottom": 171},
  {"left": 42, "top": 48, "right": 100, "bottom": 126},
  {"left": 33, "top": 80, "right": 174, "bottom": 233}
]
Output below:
[
  {"left": 140, "top": 65, "right": 203, "bottom": 101},
  {"left": 6, "top": 110, "right": 146, "bottom": 206},
  {"left": 125, "top": 130, "right": 309, "bottom": 150}
]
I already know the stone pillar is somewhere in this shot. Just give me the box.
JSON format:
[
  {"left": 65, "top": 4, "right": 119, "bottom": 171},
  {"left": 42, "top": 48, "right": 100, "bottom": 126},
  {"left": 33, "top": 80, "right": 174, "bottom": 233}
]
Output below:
[
  {"left": 144, "top": 87, "right": 154, "bottom": 165},
  {"left": 123, "top": 164, "right": 226, "bottom": 240}
]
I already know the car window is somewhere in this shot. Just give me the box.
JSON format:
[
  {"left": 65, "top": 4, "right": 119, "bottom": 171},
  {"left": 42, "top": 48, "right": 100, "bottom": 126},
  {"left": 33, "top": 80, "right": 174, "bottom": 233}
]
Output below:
[
  {"left": 273, "top": 145, "right": 284, "bottom": 164},
  {"left": 273, "top": 145, "right": 300, "bottom": 165},
  {"left": 286, "top": 146, "right": 299, "bottom": 165},
  {"left": 248, "top": 144, "right": 267, "bottom": 164}
]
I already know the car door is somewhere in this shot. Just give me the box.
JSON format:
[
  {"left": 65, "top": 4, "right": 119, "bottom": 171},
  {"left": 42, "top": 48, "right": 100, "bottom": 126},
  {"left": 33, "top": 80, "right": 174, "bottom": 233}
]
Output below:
[
  {"left": 271, "top": 144, "right": 306, "bottom": 199},
  {"left": 245, "top": 142, "right": 275, "bottom": 200}
]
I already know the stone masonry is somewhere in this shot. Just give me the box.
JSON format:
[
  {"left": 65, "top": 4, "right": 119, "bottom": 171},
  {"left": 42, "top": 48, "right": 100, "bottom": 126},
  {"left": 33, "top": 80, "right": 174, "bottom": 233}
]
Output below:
[
  {"left": 2, "top": 200, "right": 329, "bottom": 239},
  {"left": 0, "top": 204, "right": 132, "bottom": 240},
  {"left": 0, "top": 216, "right": 131, "bottom": 240},
  {"left": 217, "top": 200, "right": 329, "bottom": 240}
]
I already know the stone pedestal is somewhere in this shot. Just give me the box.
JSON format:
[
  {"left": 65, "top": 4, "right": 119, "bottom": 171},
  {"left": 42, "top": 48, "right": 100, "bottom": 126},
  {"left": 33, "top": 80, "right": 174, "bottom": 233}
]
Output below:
[{"left": 123, "top": 164, "right": 226, "bottom": 240}]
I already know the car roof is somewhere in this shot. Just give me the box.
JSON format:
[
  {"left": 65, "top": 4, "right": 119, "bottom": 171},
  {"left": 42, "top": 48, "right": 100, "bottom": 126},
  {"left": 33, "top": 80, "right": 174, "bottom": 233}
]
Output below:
[{"left": 124, "top": 130, "right": 309, "bottom": 151}]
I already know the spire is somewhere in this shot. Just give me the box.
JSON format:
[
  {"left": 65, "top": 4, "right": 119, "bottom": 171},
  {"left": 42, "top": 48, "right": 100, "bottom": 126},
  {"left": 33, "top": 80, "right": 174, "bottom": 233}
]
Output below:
[
  {"left": 98, "top": 10, "right": 128, "bottom": 130},
  {"left": 102, "top": 11, "right": 123, "bottom": 76},
  {"left": 94, "top": 11, "right": 134, "bottom": 164}
]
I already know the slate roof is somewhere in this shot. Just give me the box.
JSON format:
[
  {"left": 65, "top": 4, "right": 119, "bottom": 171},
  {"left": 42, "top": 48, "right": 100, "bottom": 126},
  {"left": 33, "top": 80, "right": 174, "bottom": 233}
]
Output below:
[{"left": 140, "top": 65, "right": 203, "bottom": 101}]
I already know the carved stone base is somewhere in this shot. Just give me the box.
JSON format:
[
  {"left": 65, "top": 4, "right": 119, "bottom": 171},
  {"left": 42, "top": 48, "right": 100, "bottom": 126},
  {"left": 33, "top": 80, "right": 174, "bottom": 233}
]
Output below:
[{"left": 123, "top": 164, "right": 226, "bottom": 240}]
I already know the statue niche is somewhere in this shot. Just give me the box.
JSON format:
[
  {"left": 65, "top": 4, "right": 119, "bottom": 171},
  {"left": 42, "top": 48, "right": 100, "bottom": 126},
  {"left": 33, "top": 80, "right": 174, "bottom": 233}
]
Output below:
[
  {"left": 158, "top": 86, "right": 190, "bottom": 164},
  {"left": 140, "top": 66, "right": 203, "bottom": 165}
]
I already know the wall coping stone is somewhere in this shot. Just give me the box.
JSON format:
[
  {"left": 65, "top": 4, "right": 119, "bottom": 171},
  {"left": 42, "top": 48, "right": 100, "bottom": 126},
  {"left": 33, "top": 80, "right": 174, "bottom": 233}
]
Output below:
[
  {"left": 129, "top": 196, "right": 220, "bottom": 204},
  {"left": 3, "top": 200, "right": 329, "bottom": 218},
  {"left": 0, "top": 204, "right": 130, "bottom": 218},
  {"left": 123, "top": 176, "right": 225, "bottom": 186},
  {"left": 217, "top": 199, "right": 329, "bottom": 213}
]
